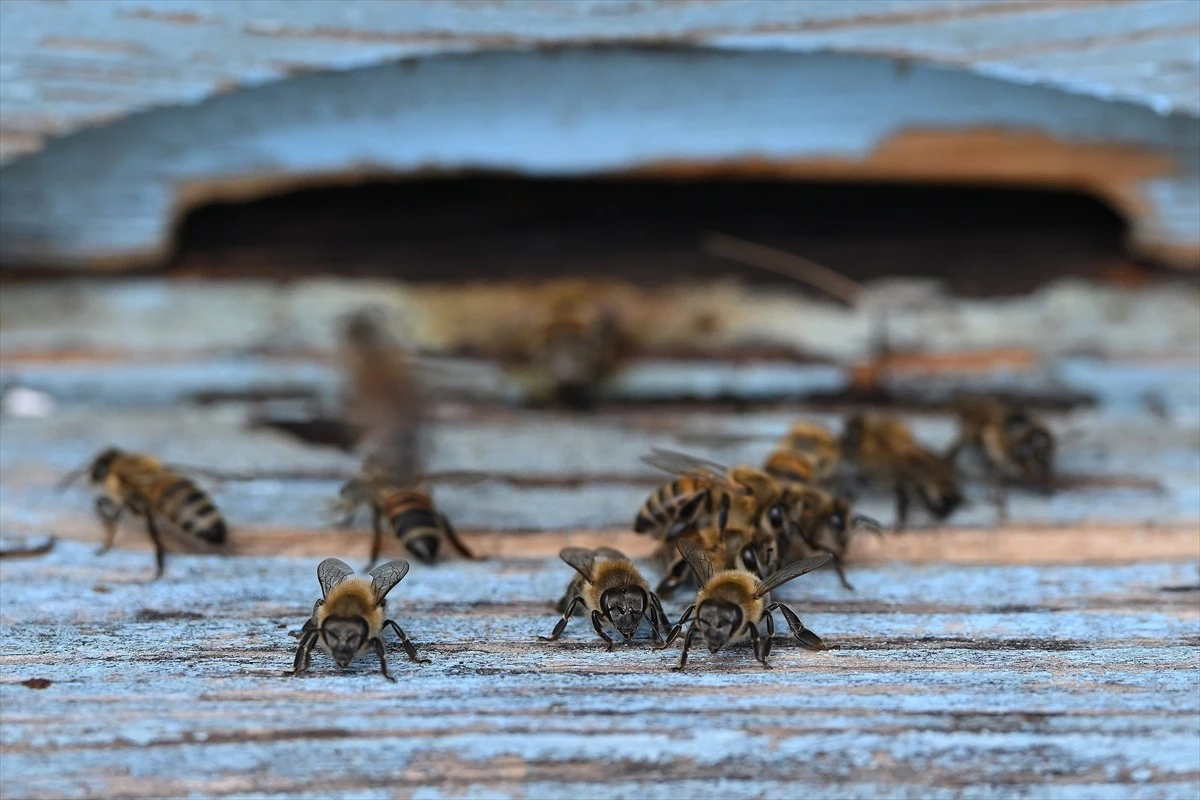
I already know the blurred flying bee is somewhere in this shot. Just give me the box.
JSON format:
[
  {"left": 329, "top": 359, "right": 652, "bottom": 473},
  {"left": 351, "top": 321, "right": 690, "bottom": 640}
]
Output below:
[
  {"left": 339, "top": 309, "right": 426, "bottom": 488},
  {"left": 58, "top": 448, "right": 228, "bottom": 578},
  {"left": 839, "top": 413, "right": 962, "bottom": 530},
  {"left": 946, "top": 397, "right": 1056, "bottom": 520},
  {"left": 292, "top": 557, "right": 428, "bottom": 681},
  {"left": 335, "top": 458, "right": 475, "bottom": 571},
  {"left": 542, "top": 547, "right": 668, "bottom": 649},
  {"left": 525, "top": 280, "right": 624, "bottom": 409},
  {"left": 659, "top": 540, "right": 831, "bottom": 670}
]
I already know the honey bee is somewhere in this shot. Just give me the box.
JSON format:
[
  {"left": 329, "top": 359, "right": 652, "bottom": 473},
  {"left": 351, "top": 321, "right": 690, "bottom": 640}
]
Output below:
[
  {"left": 542, "top": 547, "right": 668, "bottom": 649},
  {"left": 635, "top": 448, "right": 783, "bottom": 543},
  {"left": 634, "top": 449, "right": 789, "bottom": 593},
  {"left": 527, "top": 280, "right": 624, "bottom": 409},
  {"left": 946, "top": 397, "right": 1056, "bottom": 520},
  {"left": 659, "top": 539, "right": 831, "bottom": 670},
  {"left": 761, "top": 449, "right": 881, "bottom": 591},
  {"left": 839, "top": 413, "right": 962, "bottom": 530},
  {"left": 291, "top": 558, "right": 428, "bottom": 681},
  {"left": 776, "top": 421, "right": 842, "bottom": 481},
  {"left": 58, "top": 448, "right": 227, "bottom": 578},
  {"left": 339, "top": 309, "right": 426, "bottom": 488},
  {"left": 335, "top": 459, "right": 474, "bottom": 571}
]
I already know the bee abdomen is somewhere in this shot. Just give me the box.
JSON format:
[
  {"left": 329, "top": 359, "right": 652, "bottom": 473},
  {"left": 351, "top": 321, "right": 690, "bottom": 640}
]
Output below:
[
  {"left": 390, "top": 507, "right": 441, "bottom": 536},
  {"left": 159, "top": 479, "right": 227, "bottom": 544}
]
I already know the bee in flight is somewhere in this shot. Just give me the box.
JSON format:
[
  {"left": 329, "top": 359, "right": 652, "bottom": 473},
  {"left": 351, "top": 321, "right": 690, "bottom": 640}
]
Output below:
[
  {"left": 946, "top": 397, "right": 1057, "bottom": 521},
  {"left": 542, "top": 547, "right": 668, "bottom": 649},
  {"left": 659, "top": 540, "right": 831, "bottom": 670},
  {"left": 839, "top": 413, "right": 962, "bottom": 530},
  {"left": 334, "top": 460, "right": 476, "bottom": 572},
  {"left": 634, "top": 448, "right": 789, "bottom": 595},
  {"left": 58, "top": 447, "right": 227, "bottom": 578},
  {"left": 291, "top": 557, "right": 428, "bottom": 681}
]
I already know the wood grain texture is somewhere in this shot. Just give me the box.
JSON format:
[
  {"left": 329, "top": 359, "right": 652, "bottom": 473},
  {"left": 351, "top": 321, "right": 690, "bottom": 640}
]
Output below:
[
  {"left": 1, "top": 1, "right": 1198, "bottom": 269},
  {"left": 1, "top": 275, "right": 1197, "bottom": 798}
]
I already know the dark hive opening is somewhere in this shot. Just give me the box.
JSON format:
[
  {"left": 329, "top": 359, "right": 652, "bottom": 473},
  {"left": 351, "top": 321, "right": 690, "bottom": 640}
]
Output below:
[{"left": 168, "top": 177, "right": 1143, "bottom": 296}]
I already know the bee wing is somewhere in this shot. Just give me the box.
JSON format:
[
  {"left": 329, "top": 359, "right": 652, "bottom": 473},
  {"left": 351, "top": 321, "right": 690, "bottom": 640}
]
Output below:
[
  {"left": 754, "top": 553, "right": 832, "bottom": 598},
  {"left": 368, "top": 559, "right": 411, "bottom": 605},
  {"left": 559, "top": 547, "right": 597, "bottom": 582},
  {"left": 641, "top": 448, "right": 746, "bottom": 495},
  {"left": 317, "top": 557, "right": 355, "bottom": 599},
  {"left": 592, "top": 546, "right": 628, "bottom": 562},
  {"left": 677, "top": 538, "right": 715, "bottom": 586}
]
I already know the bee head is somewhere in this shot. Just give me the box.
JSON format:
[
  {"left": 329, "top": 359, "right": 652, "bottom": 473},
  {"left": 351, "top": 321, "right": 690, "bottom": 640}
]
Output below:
[
  {"left": 599, "top": 587, "right": 647, "bottom": 641},
  {"left": 696, "top": 600, "right": 744, "bottom": 654},
  {"left": 740, "top": 531, "right": 778, "bottom": 581},
  {"left": 90, "top": 448, "right": 122, "bottom": 483},
  {"left": 405, "top": 533, "right": 440, "bottom": 565},
  {"left": 320, "top": 617, "right": 369, "bottom": 667},
  {"left": 1015, "top": 428, "right": 1055, "bottom": 487}
]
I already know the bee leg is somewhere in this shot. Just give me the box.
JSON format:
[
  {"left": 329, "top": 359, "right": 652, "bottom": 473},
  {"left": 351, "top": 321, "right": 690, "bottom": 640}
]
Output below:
[
  {"left": 290, "top": 600, "right": 323, "bottom": 638},
  {"left": 987, "top": 468, "right": 1009, "bottom": 525},
  {"left": 647, "top": 592, "right": 669, "bottom": 645},
  {"left": 747, "top": 622, "right": 770, "bottom": 669},
  {"left": 94, "top": 497, "right": 123, "bottom": 555},
  {"left": 657, "top": 604, "right": 695, "bottom": 649},
  {"left": 539, "top": 596, "right": 583, "bottom": 642},
  {"left": 655, "top": 558, "right": 691, "bottom": 597},
  {"left": 821, "top": 548, "right": 854, "bottom": 592},
  {"left": 894, "top": 486, "right": 910, "bottom": 532},
  {"left": 291, "top": 629, "right": 319, "bottom": 676},
  {"left": 768, "top": 602, "right": 827, "bottom": 651},
  {"left": 591, "top": 610, "right": 616, "bottom": 652},
  {"left": 363, "top": 507, "right": 386, "bottom": 572},
  {"left": 143, "top": 514, "right": 167, "bottom": 579},
  {"left": 440, "top": 513, "right": 476, "bottom": 559},
  {"left": 760, "top": 609, "right": 776, "bottom": 665},
  {"left": 672, "top": 625, "right": 699, "bottom": 671},
  {"left": 382, "top": 619, "right": 430, "bottom": 663},
  {"left": 371, "top": 637, "right": 397, "bottom": 682}
]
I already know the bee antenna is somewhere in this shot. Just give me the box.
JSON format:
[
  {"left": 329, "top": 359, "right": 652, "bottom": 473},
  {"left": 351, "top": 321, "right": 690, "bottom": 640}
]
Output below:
[
  {"left": 55, "top": 464, "right": 90, "bottom": 493},
  {"left": 701, "top": 233, "right": 863, "bottom": 306}
]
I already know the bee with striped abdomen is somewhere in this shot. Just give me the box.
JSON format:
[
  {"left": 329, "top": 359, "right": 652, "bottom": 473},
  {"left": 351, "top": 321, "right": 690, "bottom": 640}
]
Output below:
[
  {"left": 634, "top": 448, "right": 785, "bottom": 546},
  {"left": 335, "top": 462, "right": 474, "bottom": 571},
  {"left": 542, "top": 547, "right": 668, "bottom": 650},
  {"left": 777, "top": 421, "right": 842, "bottom": 482},
  {"left": 58, "top": 447, "right": 227, "bottom": 578},
  {"left": 292, "top": 558, "right": 428, "bottom": 681},
  {"left": 946, "top": 397, "right": 1057, "bottom": 521},
  {"left": 840, "top": 413, "right": 962, "bottom": 530},
  {"left": 659, "top": 540, "right": 831, "bottom": 670}
]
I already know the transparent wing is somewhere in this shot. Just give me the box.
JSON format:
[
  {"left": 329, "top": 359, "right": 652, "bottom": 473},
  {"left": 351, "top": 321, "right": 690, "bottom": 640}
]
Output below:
[
  {"left": 559, "top": 547, "right": 597, "bottom": 582},
  {"left": 755, "top": 554, "right": 832, "bottom": 597},
  {"left": 641, "top": 448, "right": 747, "bottom": 495},
  {"left": 677, "top": 539, "right": 715, "bottom": 586},
  {"left": 369, "top": 559, "right": 410, "bottom": 605},
  {"left": 592, "top": 546, "right": 627, "bottom": 562},
  {"left": 317, "top": 557, "right": 355, "bottom": 599}
]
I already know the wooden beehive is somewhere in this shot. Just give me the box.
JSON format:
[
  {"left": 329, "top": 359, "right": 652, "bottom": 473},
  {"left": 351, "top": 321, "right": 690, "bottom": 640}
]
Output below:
[{"left": 1, "top": 3, "right": 1197, "bottom": 798}]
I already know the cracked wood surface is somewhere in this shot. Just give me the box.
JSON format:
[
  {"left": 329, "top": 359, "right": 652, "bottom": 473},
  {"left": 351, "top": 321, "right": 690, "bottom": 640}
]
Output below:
[{"left": 1, "top": 277, "right": 1198, "bottom": 798}]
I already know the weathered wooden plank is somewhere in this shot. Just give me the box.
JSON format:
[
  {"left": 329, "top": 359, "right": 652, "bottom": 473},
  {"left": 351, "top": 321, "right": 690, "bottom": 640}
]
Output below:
[
  {"left": 2, "top": 38, "right": 1198, "bottom": 269},
  {"left": 1, "top": 0, "right": 1196, "bottom": 167},
  {"left": 1, "top": 544, "right": 1197, "bottom": 799}
]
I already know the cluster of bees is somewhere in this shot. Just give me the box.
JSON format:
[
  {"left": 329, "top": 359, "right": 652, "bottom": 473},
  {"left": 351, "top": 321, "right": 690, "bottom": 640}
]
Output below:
[{"left": 50, "top": 258, "right": 1060, "bottom": 677}]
